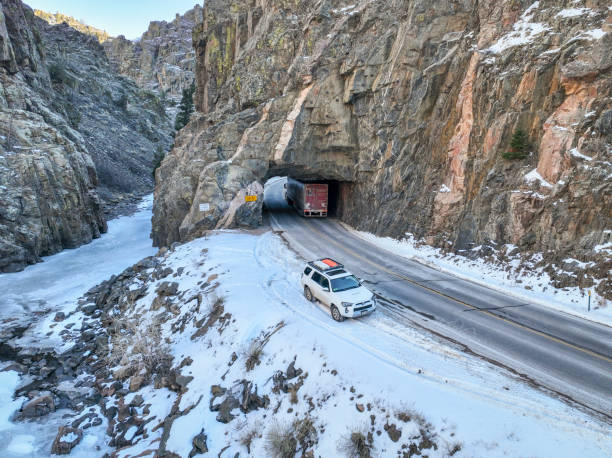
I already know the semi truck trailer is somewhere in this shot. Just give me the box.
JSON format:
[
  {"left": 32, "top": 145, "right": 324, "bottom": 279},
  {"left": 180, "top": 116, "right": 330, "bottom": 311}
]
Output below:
[{"left": 285, "top": 178, "right": 328, "bottom": 217}]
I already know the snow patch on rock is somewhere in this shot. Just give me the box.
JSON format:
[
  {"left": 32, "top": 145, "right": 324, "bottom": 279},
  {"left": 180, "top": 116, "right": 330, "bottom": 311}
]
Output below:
[
  {"left": 524, "top": 168, "right": 553, "bottom": 188},
  {"left": 570, "top": 148, "right": 593, "bottom": 161},
  {"left": 487, "top": 2, "right": 550, "bottom": 54}
]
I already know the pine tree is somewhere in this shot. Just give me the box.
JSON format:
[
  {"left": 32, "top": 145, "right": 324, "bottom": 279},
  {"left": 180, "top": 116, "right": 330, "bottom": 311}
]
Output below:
[
  {"left": 174, "top": 81, "right": 196, "bottom": 131},
  {"left": 152, "top": 145, "right": 165, "bottom": 179},
  {"left": 502, "top": 129, "right": 530, "bottom": 160}
]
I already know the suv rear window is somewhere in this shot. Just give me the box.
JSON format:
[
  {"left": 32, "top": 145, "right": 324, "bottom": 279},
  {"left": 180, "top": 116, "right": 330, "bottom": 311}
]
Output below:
[
  {"left": 304, "top": 267, "right": 312, "bottom": 276},
  {"left": 311, "top": 272, "right": 322, "bottom": 284}
]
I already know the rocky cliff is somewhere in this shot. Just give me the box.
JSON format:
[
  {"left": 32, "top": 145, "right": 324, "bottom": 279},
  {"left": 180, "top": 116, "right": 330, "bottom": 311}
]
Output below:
[
  {"left": 38, "top": 17, "right": 174, "bottom": 204},
  {"left": 33, "top": 9, "right": 111, "bottom": 42},
  {"left": 103, "top": 5, "right": 201, "bottom": 112},
  {"left": 153, "top": 0, "right": 612, "bottom": 297},
  {"left": 0, "top": 0, "right": 172, "bottom": 272}
]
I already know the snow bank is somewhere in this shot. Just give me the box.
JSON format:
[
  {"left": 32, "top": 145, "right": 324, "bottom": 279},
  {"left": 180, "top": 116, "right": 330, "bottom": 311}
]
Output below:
[
  {"left": 350, "top": 230, "right": 612, "bottom": 326},
  {"left": 582, "top": 29, "right": 606, "bottom": 40}
]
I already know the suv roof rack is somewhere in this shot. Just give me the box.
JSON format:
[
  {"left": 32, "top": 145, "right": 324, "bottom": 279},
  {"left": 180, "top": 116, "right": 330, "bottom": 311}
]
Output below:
[
  {"left": 327, "top": 269, "right": 346, "bottom": 276},
  {"left": 310, "top": 258, "right": 344, "bottom": 272}
]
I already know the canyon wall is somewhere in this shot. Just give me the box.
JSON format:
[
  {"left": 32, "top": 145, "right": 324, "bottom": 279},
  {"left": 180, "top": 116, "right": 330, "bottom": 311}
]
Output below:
[
  {"left": 0, "top": 0, "right": 172, "bottom": 272},
  {"left": 153, "top": 0, "right": 611, "bottom": 296},
  {"left": 103, "top": 5, "right": 201, "bottom": 110}
]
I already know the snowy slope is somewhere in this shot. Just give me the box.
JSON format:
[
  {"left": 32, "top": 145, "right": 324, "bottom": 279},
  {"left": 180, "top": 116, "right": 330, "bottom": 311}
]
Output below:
[{"left": 91, "top": 231, "right": 611, "bottom": 457}]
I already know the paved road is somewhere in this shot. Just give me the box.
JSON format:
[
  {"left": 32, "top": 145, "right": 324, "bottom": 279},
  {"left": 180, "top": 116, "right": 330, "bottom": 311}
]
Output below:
[{"left": 264, "top": 177, "right": 612, "bottom": 420}]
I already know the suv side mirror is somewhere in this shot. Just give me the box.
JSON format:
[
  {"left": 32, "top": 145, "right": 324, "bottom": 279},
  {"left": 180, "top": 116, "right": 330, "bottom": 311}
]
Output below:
[{"left": 323, "top": 286, "right": 330, "bottom": 292}]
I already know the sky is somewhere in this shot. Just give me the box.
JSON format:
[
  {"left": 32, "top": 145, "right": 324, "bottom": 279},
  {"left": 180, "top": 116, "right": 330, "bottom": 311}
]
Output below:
[{"left": 24, "top": 0, "right": 200, "bottom": 39}]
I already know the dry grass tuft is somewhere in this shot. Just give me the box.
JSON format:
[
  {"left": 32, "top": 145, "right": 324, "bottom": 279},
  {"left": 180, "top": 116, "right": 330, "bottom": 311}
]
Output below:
[
  {"left": 448, "top": 441, "right": 462, "bottom": 456},
  {"left": 205, "top": 293, "right": 225, "bottom": 315},
  {"left": 109, "top": 316, "right": 173, "bottom": 377},
  {"left": 265, "top": 421, "right": 297, "bottom": 458},
  {"left": 239, "top": 426, "right": 259, "bottom": 454},
  {"left": 293, "top": 416, "right": 317, "bottom": 452},
  {"left": 338, "top": 426, "right": 372, "bottom": 458},
  {"left": 264, "top": 416, "right": 317, "bottom": 457},
  {"left": 396, "top": 407, "right": 429, "bottom": 429},
  {"left": 244, "top": 339, "right": 264, "bottom": 371}
]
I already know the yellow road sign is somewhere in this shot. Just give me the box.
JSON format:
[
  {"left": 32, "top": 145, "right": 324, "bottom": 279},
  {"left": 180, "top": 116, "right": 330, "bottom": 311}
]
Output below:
[{"left": 245, "top": 195, "right": 257, "bottom": 202}]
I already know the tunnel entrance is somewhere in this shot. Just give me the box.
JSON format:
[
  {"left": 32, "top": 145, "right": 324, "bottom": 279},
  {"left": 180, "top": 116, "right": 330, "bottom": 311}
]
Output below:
[{"left": 263, "top": 176, "right": 349, "bottom": 219}]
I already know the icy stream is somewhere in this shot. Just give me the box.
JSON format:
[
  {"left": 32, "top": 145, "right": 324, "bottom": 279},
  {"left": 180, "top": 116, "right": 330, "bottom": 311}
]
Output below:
[{"left": 0, "top": 195, "right": 156, "bottom": 457}]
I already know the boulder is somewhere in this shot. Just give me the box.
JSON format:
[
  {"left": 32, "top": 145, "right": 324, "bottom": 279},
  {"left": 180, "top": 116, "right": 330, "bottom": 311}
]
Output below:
[
  {"left": 156, "top": 281, "right": 179, "bottom": 297},
  {"left": 384, "top": 423, "right": 401, "bottom": 442},
  {"left": 189, "top": 429, "right": 208, "bottom": 457},
  {"left": 176, "top": 374, "right": 194, "bottom": 391},
  {"left": 51, "top": 426, "right": 82, "bottom": 455},
  {"left": 20, "top": 394, "right": 55, "bottom": 418},
  {"left": 129, "top": 375, "right": 145, "bottom": 392}
]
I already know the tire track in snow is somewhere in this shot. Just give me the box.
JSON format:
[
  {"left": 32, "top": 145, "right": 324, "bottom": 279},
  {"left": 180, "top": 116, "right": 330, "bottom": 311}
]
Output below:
[{"left": 251, "top": 232, "right": 610, "bottom": 433}]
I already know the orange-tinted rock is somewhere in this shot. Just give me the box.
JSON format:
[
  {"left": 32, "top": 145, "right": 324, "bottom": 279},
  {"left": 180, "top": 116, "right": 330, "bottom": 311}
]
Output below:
[{"left": 153, "top": 1, "right": 612, "bottom": 298}]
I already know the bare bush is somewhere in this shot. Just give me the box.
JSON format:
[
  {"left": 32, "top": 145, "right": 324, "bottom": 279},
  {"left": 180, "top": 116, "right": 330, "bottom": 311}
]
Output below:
[
  {"left": 239, "top": 426, "right": 259, "bottom": 454},
  {"left": 447, "top": 441, "right": 462, "bottom": 456},
  {"left": 396, "top": 407, "right": 429, "bottom": 429},
  {"left": 205, "top": 293, "right": 224, "bottom": 315},
  {"left": 596, "top": 295, "right": 608, "bottom": 309},
  {"left": 338, "top": 426, "right": 372, "bottom": 458},
  {"left": 265, "top": 421, "right": 297, "bottom": 458},
  {"left": 293, "top": 416, "right": 317, "bottom": 452},
  {"left": 244, "top": 338, "right": 264, "bottom": 371},
  {"left": 94, "top": 155, "right": 138, "bottom": 192},
  {"left": 243, "top": 322, "right": 286, "bottom": 371},
  {"left": 109, "top": 316, "right": 173, "bottom": 378}
]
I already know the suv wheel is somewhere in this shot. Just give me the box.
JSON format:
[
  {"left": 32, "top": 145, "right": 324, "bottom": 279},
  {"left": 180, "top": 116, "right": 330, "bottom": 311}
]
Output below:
[
  {"left": 331, "top": 305, "right": 344, "bottom": 322},
  {"left": 304, "top": 286, "right": 313, "bottom": 302}
]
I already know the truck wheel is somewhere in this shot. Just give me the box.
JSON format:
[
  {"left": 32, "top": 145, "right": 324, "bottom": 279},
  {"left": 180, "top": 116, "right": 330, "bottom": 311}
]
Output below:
[
  {"left": 304, "top": 286, "right": 313, "bottom": 302},
  {"left": 331, "top": 305, "right": 344, "bottom": 322}
]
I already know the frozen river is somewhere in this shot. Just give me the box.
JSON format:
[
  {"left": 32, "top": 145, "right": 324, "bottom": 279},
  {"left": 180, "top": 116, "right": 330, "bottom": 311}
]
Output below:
[
  {"left": 0, "top": 195, "right": 157, "bottom": 457},
  {"left": 0, "top": 195, "right": 157, "bottom": 323}
]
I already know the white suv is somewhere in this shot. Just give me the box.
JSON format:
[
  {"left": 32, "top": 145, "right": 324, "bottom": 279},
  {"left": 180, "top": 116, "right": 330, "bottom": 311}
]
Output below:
[{"left": 300, "top": 258, "right": 376, "bottom": 321}]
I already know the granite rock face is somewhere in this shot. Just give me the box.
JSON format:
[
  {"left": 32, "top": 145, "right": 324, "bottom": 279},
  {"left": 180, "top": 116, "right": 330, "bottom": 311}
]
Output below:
[
  {"left": 103, "top": 6, "right": 201, "bottom": 112},
  {"left": 0, "top": 0, "right": 173, "bottom": 272},
  {"left": 38, "top": 19, "right": 174, "bottom": 202},
  {"left": 152, "top": 0, "right": 611, "bottom": 296}
]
